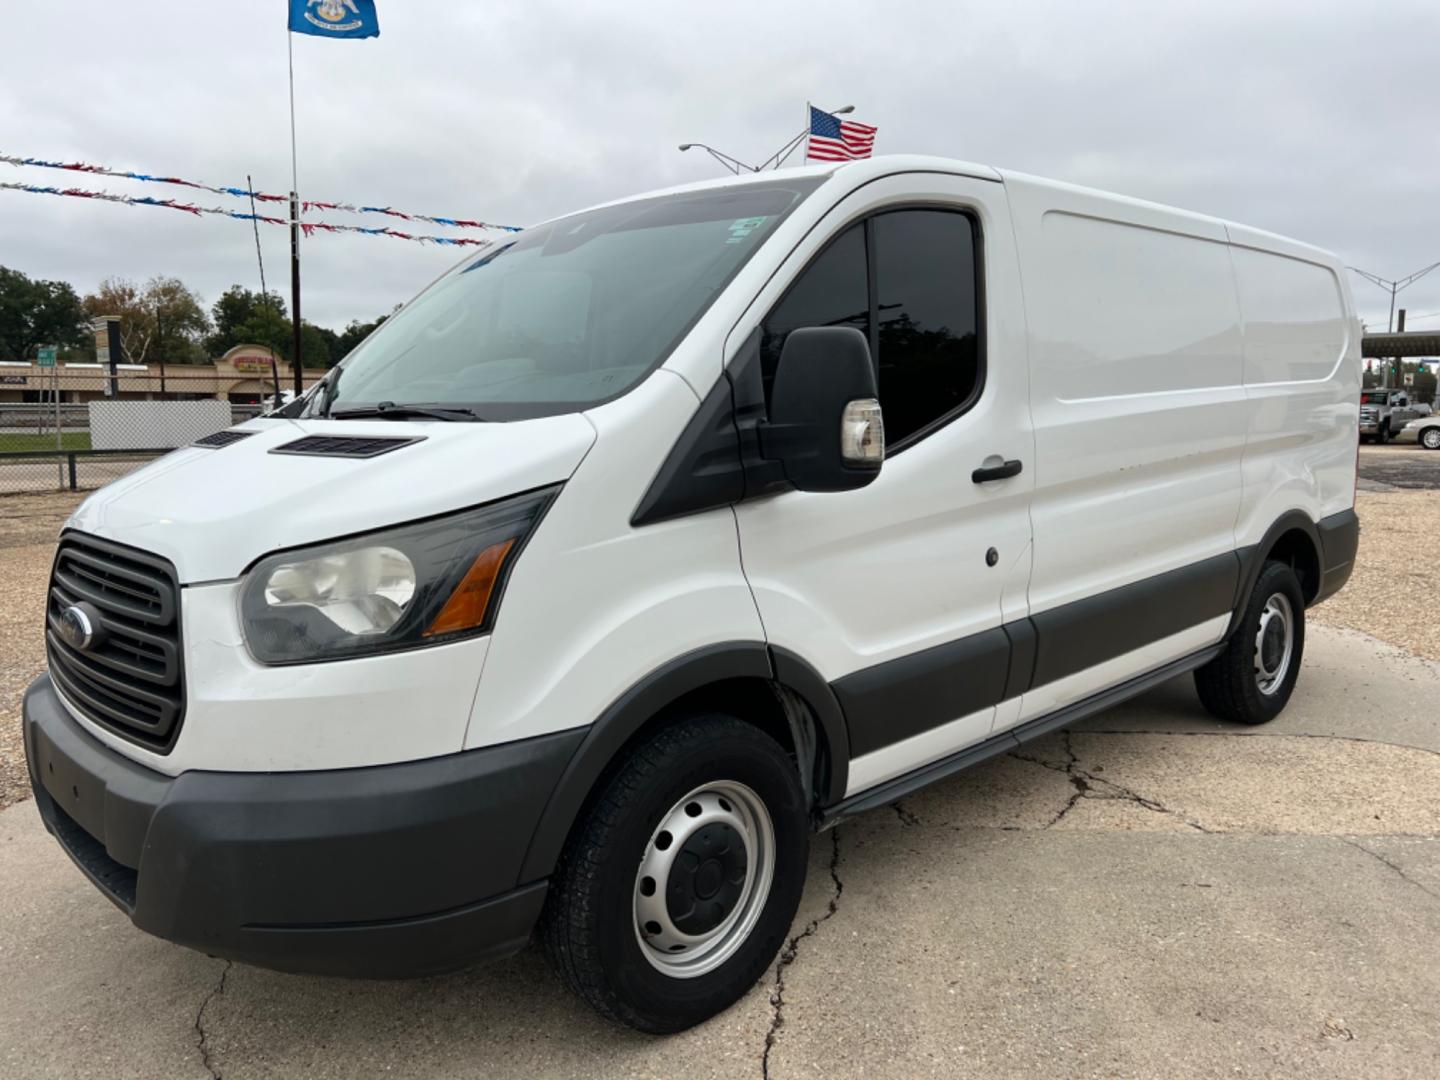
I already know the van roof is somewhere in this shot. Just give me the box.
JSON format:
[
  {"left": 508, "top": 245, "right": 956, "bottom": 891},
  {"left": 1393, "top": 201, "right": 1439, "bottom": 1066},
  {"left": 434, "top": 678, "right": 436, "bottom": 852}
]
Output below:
[
  {"left": 534, "top": 154, "right": 1337, "bottom": 266},
  {"left": 533, "top": 155, "right": 1002, "bottom": 227}
]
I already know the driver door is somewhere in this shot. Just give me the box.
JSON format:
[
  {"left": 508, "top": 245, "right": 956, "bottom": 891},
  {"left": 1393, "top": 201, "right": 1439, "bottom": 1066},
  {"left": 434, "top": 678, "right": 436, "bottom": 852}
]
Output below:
[{"left": 731, "top": 173, "right": 1035, "bottom": 796}]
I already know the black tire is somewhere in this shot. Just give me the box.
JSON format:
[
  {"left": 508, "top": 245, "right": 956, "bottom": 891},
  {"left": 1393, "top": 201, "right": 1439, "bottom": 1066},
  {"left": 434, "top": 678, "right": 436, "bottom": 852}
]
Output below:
[
  {"left": 1194, "top": 560, "right": 1306, "bottom": 725},
  {"left": 1377, "top": 422, "right": 1390, "bottom": 445},
  {"left": 540, "top": 714, "right": 809, "bottom": 1033}
]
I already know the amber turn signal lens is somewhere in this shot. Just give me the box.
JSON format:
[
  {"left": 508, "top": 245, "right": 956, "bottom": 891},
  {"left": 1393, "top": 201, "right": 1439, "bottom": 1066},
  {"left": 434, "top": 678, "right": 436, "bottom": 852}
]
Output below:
[{"left": 423, "top": 538, "right": 516, "bottom": 637}]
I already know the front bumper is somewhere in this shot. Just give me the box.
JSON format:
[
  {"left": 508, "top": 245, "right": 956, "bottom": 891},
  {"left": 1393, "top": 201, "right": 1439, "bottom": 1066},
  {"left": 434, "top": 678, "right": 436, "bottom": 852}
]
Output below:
[
  {"left": 22, "top": 675, "right": 584, "bottom": 978},
  {"left": 1393, "top": 427, "right": 1421, "bottom": 445}
]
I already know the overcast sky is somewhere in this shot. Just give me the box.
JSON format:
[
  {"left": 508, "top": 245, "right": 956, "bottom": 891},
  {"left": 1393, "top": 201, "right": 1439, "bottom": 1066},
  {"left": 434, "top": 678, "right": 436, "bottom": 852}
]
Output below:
[{"left": 3, "top": 1, "right": 1438, "bottom": 335}]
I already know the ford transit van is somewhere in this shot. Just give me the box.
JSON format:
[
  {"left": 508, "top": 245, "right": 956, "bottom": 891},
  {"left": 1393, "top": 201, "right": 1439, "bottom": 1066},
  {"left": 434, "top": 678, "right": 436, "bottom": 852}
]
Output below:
[{"left": 23, "top": 156, "right": 1360, "bottom": 1032}]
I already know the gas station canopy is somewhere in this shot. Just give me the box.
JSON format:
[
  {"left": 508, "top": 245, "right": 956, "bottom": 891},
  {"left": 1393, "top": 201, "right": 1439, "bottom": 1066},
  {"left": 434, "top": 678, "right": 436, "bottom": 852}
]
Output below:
[{"left": 1361, "top": 332, "right": 1440, "bottom": 358}]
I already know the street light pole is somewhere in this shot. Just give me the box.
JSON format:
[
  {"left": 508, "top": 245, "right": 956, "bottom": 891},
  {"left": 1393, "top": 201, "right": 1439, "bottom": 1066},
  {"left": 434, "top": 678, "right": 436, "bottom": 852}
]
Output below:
[
  {"left": 1349, "top": 260, "right": 1440, "bottom": 388},
  {"left": 756, "top": 105, "right": 854, "bottom": 171},
  {"left": 679, "top": 105, "right": 857, "bottom": 175},
  {"left": 676, "top": 143, "right": 757, "bottom": 175}
]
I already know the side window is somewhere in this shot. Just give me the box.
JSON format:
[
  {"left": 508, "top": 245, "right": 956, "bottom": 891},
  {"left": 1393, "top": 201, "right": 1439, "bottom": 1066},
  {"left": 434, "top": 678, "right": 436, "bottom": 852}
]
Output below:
[
  {"left": 760, "top": 223, "right": 867, "bottom": 400},
  {"left": 872, "top": 210, "right": 980, "bottom": 444},
  {"left": 759, "top": 208, "right": 981, "bottom": 450}
]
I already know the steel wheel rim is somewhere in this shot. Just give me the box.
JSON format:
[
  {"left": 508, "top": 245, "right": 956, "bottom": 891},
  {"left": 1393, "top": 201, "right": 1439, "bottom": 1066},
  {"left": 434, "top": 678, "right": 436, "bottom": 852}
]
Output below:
[
  {"left": 633, "top": 780, "right": 775, "bottom": 979},
  {"left": 1254, "top": 592, "right": 1295, "bottom": 696}
]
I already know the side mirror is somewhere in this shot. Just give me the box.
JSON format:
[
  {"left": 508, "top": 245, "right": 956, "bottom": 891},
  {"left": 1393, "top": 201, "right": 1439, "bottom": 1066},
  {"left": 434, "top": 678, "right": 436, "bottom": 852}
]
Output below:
[{"left": 762, "top": 326, "right": 884, "bottom": 492}]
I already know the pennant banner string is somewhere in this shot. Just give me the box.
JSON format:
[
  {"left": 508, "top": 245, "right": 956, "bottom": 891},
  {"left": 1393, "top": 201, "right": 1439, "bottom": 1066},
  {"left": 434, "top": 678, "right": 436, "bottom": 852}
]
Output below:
[
  {"left": 0, "top": 181, "right": 497, "bottom": 248},
  {"left": 0, "top": 153, "right": 521, "bottom": 232}
]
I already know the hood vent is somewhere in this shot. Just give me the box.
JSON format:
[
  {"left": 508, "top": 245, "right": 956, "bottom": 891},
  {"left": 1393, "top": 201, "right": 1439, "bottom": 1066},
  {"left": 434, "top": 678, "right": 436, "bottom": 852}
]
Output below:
[
  {"left": 192, "top": 429, "right": 257, "bottom": 449},
  {"left": 270, "top": 434, "right": 424, "bottom": 459}
]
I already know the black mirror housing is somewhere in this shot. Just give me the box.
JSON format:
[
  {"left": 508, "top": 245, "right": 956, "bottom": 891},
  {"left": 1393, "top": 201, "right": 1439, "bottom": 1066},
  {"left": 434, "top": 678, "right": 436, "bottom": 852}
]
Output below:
[{"left": 762, "top": 326, "right": 883, "bottom": 493}]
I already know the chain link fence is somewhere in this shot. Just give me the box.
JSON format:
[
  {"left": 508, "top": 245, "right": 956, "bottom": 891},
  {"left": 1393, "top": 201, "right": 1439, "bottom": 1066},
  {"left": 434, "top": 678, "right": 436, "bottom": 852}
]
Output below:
[{"left": 0, "top": 371, "right": 273, "bottom": 495}]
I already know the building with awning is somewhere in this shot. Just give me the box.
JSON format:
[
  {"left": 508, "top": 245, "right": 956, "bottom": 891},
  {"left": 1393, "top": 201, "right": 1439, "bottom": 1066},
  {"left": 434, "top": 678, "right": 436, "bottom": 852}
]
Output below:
[{"left": 0, "top": 345, "right": 325, "bottom": 404}]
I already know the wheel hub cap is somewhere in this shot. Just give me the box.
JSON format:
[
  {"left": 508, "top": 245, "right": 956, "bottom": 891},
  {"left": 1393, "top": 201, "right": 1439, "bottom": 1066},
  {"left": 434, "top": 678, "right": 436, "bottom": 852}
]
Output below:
[
  {"left": 667, "top": 822, "right": 747, "bottom": 933},
  {"left": 633, "top": 781, "right": 775, "bottom": 978},
  {"left": 1254, "top": 592, "right": 1295, "bottom": 695}
]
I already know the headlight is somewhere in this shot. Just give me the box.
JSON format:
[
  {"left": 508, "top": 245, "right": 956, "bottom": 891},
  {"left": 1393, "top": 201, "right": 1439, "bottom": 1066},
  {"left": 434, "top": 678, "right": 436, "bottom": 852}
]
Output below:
[{"left": 239, "top": 487, "right": 557, "bottom": 664}]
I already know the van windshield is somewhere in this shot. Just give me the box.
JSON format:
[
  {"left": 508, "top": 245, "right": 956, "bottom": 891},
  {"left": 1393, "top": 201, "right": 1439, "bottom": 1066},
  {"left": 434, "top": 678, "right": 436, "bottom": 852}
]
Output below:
[{"left": 311, "top": 178, "right": 823, "bottom": 422}]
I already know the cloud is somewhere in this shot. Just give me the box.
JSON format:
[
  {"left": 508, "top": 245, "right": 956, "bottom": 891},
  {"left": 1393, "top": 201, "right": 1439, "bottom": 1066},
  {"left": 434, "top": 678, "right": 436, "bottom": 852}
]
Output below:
[{"left": 2, "top": 0, "right": 1438, "bottom": 332}]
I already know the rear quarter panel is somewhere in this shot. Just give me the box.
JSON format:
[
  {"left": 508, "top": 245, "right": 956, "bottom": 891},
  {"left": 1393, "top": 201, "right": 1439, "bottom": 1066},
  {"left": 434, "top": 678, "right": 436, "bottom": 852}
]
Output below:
[{"left": 1227, "top": 223, "right": 1361, "bottom": 548}]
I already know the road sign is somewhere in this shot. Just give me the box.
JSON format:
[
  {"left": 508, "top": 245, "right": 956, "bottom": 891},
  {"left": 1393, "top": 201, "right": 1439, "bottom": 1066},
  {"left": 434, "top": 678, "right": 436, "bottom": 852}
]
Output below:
[
  {"left": 1405, "top": 372, "right": 1415, "bottom": 387},
  {"left": 36, "top": 345, "right": 56, "bottom": 367}
]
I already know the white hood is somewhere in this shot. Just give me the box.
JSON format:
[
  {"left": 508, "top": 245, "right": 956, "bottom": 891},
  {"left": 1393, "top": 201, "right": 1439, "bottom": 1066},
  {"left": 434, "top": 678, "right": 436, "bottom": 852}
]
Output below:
[{"left": 66, "top": 414, "right": 597, "bottom": 582}]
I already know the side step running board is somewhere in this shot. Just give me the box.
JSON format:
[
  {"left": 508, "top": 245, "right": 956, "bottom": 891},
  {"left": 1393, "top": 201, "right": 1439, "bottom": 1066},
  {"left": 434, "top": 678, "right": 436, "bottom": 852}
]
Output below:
[{"left": 817, "top": 643, "right": 1224, "bottom": 828}]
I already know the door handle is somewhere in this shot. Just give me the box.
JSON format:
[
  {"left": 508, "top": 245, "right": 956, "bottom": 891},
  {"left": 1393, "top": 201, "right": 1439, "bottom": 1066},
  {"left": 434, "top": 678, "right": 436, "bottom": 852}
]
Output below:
[{"left": 971, "top": 458, "right": 1023, "bottom": 483}]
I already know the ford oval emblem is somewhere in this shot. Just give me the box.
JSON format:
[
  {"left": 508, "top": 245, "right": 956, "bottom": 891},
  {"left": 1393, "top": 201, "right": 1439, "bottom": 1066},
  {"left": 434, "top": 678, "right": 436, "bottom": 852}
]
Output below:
[{"left": 58, "top": 604, "right": 96, "bottom": 651}]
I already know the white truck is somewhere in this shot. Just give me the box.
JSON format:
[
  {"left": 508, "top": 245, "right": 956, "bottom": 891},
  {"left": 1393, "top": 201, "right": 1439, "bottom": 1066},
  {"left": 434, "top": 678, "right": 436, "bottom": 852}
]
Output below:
[
  {"left": 1359, "top": 388, "right": 1426, "bottom": 443},
  {"left": 24, "top": 156, "right": 1361, "bottom": 1032}
]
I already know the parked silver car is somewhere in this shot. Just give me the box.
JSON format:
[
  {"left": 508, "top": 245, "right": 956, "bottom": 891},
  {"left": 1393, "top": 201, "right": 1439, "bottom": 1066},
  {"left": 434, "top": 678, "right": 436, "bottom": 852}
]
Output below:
[{"left": 1396, "top": 413, "right": 1440, "bottom": 450}]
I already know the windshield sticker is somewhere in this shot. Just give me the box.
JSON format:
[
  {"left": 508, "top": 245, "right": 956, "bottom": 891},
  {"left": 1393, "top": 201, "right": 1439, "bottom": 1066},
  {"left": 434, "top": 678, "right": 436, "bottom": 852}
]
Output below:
[{"left": 726, "top": 216, "right": 770, "bottom": 244}]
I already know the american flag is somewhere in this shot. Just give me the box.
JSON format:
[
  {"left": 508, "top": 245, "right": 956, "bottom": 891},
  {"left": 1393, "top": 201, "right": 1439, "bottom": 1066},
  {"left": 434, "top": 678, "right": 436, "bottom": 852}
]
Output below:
[{"left": 805, "top": 106, "right": 877, "bottom": 162}]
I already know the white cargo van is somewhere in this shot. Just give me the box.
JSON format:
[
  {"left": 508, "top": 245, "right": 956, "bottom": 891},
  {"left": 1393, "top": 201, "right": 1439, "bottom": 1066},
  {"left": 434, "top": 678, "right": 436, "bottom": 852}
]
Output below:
[{"left": 24, "top": 156, "right": 1360, "bottom": 1032}]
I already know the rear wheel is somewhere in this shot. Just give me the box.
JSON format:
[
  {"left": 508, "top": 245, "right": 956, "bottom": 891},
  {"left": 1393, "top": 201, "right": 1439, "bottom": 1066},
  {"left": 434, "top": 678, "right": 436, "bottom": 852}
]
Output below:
[
  {"left": 541, "top": 714, "right": 809, "bottom": 1033},
  {"left": 1422, "top": 427, "right": 1440, "bottom": 450},
  {"left": 1195, "top": 560, "right": 1306, "bottom": 725}
]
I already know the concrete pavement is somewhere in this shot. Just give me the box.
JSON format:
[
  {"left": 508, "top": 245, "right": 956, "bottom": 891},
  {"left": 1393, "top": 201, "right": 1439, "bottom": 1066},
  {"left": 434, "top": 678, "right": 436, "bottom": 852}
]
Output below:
[{"left": 2, "top": 623, "right": 1439, "bottom": 1079}]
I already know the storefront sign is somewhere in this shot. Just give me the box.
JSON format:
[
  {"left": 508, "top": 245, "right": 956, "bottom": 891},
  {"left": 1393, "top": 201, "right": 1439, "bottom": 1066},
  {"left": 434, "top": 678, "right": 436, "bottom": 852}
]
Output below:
[{"left": 232, "top": 355, "right": 276, "bottom": 375}]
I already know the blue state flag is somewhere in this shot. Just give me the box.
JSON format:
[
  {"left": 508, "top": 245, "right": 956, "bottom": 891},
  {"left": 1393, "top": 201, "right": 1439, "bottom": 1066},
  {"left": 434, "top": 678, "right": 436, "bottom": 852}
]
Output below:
[{"left": 288, "top": 0, "right": 380, "bottom": 39}]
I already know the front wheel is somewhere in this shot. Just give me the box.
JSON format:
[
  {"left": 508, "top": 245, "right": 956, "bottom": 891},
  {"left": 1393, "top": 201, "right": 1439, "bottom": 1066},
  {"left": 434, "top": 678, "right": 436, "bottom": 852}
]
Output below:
[
  {"left": 540, "top": 714, "right": 809, "bottom": 1033},
  {"left": 1194, "top": 560, "right": 1306, "bottom": 725},
  {"left": 1377, "top": 422, "right": 1391, "bottom": 444},
  {"left": 1422, "top": 427, "right": 1440, "bottom": 451}
]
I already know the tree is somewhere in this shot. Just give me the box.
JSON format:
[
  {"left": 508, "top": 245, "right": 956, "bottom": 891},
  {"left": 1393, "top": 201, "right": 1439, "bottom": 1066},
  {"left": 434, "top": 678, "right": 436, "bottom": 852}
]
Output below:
[
  {"left": 335, "top": 315, "right": 387, "bottom": 361},
  {"left": 82, "top": 276, "right": 210, "bottom": 365},
  {"left": 207, "top": 285, "right": 289, "bottom": 357},
  {"left": 298, "top": 322, "right": 334, "bottom": 369},
  {"left": 0, "top": 266, "right": 89, "bottom": 361},
  {"left": 231, "top": 302, "right": 292, "bottom": 360}
]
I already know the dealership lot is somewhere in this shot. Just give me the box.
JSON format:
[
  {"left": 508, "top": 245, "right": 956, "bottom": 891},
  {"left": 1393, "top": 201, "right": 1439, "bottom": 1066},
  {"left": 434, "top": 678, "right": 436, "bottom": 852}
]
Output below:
[{"left": 1, "top": 446, "right": 1438, "bottom": 1078}]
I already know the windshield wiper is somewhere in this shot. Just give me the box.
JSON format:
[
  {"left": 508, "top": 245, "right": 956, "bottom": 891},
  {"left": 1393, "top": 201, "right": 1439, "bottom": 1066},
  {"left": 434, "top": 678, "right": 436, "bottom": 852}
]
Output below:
[{"left": 330, "top": 401, "right": 482, "bottom": 422}]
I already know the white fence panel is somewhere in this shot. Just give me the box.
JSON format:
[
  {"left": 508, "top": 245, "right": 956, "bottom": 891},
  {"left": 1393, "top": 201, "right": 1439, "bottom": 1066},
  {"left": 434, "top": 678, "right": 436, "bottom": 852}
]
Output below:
[{"left": 88, "top": 400, "right": 233, "bottom": 450}]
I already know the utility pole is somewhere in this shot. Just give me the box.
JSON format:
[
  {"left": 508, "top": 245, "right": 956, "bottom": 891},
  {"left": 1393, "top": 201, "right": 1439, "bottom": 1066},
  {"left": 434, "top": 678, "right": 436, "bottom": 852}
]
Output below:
[
  {"left": 155, "top": 299, "right": 167, "bottom": 397},
  {"left": 1396, "top": 308, "right": 1406, "bottom": 389}
]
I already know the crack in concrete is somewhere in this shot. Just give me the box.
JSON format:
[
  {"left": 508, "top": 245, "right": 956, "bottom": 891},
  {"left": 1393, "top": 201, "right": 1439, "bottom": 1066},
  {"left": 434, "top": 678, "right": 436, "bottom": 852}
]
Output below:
[
  {"left": 193, "top": 960, "right": 231, "bottom": 1080},
  {"left": 761, "top": 827, "right": 843, "bottom": 1080},
  {"left": 1341, "top": 837, "right": 1440, "bottom": 903},
  {"left": 890, "top": 800, "right": 920, "bottom": 827},
  {"left": 1010, "top": 730, "right": 1215, "bottom": 833},
  {"left": 1084, "top": 728, "right": 1440, "bottom": 759}
]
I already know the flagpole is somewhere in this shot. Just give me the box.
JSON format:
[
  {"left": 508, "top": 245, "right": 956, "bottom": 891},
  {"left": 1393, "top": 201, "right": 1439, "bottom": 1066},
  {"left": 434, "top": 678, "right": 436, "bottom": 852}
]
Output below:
[
  {"left": 771, "top": 102, "right": 811, "bottom": 170},
  {"left": 287, "top": 28, "right": 303, "bottom": 391}
]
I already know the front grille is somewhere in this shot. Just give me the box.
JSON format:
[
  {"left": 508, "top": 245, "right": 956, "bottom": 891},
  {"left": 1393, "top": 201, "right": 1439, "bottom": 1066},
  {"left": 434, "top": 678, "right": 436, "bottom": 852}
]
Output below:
[
  {"left": 270, "top": 434, "right": 423, "bottom": 459},
  {"left": 46, "top": 534, "right": 184, "bottom": 753}
]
